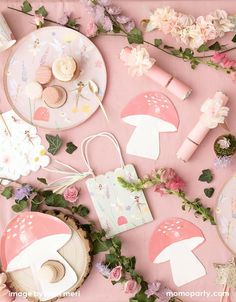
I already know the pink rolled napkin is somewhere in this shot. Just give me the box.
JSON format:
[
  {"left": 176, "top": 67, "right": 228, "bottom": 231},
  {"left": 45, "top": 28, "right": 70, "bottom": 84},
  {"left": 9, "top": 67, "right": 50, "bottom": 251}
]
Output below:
[
  {"left": 177, "top": 92, "right": 229, "bottom": 162},
  {"left": 120, "top": 46, "right": 192, "bottom": 100}
]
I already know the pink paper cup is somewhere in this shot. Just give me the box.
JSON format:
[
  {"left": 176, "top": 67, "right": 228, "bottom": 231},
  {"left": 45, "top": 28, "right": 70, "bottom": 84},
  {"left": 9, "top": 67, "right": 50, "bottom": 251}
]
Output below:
[{"left": 0, "top": 14, "right": 16, "bottom": 52}]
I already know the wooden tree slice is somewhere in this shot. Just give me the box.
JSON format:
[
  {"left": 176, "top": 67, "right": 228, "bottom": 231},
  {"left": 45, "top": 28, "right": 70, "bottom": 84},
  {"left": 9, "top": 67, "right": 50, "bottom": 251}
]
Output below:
[{"left": 6, "top": 210, "right": 92, "bottom": 302}]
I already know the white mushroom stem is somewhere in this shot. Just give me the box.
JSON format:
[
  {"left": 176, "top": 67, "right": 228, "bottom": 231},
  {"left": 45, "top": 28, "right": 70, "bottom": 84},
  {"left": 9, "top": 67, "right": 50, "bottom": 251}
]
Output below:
[
  {"left": 126, "top": 124, "right": 160, "bottom": 160},
  {"left": 169, "top": 248, "right": 206, "bottom": 287}
]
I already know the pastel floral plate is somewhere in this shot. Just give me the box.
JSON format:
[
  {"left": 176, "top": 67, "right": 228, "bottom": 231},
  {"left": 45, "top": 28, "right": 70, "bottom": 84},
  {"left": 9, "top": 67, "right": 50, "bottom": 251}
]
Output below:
[
  {"left": 216, "top": 174, "right": 236, "bottom": 254},
  {"left": 4, "top": 26, "right": 107, "bottom": 130}
]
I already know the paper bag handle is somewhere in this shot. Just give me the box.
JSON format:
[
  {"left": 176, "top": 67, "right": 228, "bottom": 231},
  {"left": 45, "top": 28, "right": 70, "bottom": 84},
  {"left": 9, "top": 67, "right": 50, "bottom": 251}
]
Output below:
[{"left": 80, "top": 132, "right": 125, "bottom": 177}]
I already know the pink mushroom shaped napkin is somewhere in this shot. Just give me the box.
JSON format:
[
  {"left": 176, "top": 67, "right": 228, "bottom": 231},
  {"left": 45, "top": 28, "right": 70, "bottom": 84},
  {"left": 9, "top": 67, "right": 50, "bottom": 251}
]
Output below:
[
  {"left": 121, "top": 92, "right": 179, "bottom": 160},
  {"left": 0, "top": 212, "right": 77, "bottom": 301},
  {"left": 149, "top": 217, "right": 206, "bottom": 287}
]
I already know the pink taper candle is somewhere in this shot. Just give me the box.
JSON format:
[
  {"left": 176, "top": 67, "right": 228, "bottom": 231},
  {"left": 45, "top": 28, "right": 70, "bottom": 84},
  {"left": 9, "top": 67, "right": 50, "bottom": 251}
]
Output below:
[
  {"left": 177, "top": 92, "right": 229, "bottom": 162},
  {"left": 120, "top": 47, "right": 192, "bottom": 100}
]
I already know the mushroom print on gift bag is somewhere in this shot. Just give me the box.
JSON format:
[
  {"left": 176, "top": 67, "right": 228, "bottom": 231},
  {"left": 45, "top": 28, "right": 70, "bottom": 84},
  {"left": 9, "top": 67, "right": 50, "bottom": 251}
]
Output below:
[{"left": 81, "top": 132, "right": 153, "bottom": 237}]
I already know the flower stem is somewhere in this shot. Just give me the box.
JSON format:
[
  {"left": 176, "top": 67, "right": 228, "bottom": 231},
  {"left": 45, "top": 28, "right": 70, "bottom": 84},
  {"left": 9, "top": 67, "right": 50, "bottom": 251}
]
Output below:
[{"left": 7, "top": 6, "right": 80, "bottom": 31}]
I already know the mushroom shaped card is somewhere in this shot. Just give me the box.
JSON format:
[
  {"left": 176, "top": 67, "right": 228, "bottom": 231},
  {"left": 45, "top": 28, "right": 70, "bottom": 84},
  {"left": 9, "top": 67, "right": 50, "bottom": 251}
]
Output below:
[
  {"left": 121, "top": 92, "right": 179, "bottom": 160},
  {"left": 149, "top": 218, "right": 206, "bottom": 287},
  {"left": 0, "top": 212, "right": 79, "bottom": 301}
]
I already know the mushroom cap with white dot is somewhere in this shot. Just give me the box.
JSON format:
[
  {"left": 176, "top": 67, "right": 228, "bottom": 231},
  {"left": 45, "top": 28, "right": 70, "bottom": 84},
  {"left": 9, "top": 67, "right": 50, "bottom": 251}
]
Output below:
[
  {"left": 149, "top": 217, "right": 205, "bottom": 263},
  {"left": 121, "top": 92, "right": 179, "bottom": 132},
  {"left": 0, "top": 212, "right": 72, "bottom": 272}
]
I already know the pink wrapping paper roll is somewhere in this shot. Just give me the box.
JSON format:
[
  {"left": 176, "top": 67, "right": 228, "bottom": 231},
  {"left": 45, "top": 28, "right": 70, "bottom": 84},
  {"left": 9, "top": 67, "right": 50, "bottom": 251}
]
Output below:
[
  {"left": 120, "top": 47, "right": 192, "bottom": 100},
  {"left": 177, "top": 92, "right": 229, "bottom": 162}
]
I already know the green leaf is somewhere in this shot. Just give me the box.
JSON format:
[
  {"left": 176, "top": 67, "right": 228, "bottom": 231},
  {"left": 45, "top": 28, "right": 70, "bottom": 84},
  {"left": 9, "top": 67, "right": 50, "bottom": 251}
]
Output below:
[
  {"left": 37, "top": 177, "right": 48, "bottom": 185},
  {"left": 66, "top": 18, "right": 79, "bottom": 29},
  {"left": 105, "top": 253, "right": 119, "bottom": 266},
  {"left": 35, "top": 6, "right": 48, "bottom": 17},
  {"left": 46, "top": 134, "right": 62, "bottom": 155},
  {"left": 232, "top": 34, "right": 236, "bottom": 43},
  {"left": 204, "top": 187, "right": 215, "bottom": 198},
  {"left": 127, "top": 28, "right": 143, "bottom": 44},
  {"left": 1, "top": 186, "right": 13, "bottom": 199},
  {"left": 198, "top": 169, "right": 213, "bottom": 183},
  {"left": 72, "top": 205, "right": 90, "bottom": 217},
  {"left": 209, "top": 42, "right": 221, "bottom": 51},
  {"left": 45, "top": 193, "right": 68, "bottom": 208},
  {"left": 12, "top": 200, "right": 28, "bottom": 213},
  {"left": 163, "top": 44, "right": 174, "bottom": 49},
  {"left": 66, "top": 142, "right": 78, "bottom": 154},
  {"left": 197, "top": 44, "right": 209, "bottom": 52},
  {"left": 92, "top": 238, "right": 113, "bottom": 254},
  {"left": 112, "top": 23, "right": 121, "bottom": 33},
  {"left": 21, "top": 0, "right": 32, "bottom": 13},
  {"left": 183, "top": 48, "right": 194, "bottom": 58},
  {"left": 154, "top": 38, "right": 162, "bottom": 47}
]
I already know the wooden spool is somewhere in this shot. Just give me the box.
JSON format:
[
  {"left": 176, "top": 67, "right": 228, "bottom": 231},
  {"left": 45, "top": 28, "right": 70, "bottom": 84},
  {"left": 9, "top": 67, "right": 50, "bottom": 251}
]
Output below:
[{"left": 6, "top": 211, "right": 92, "bottom": 302}]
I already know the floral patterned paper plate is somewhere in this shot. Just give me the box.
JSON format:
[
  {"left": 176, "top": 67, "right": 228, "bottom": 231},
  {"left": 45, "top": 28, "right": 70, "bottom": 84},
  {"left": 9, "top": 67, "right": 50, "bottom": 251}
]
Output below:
[
  {"left": 4, "top": 26, "right": 107, "bottom": 130},
  {"left": 216, "top": 174, "right": 236, "bottom": 255}
]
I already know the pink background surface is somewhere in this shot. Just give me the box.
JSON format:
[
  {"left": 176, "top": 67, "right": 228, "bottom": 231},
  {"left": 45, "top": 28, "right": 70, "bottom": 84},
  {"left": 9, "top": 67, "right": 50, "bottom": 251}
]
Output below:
[{"left": 0, "top": 1, "right": 236, "bottom": 302}]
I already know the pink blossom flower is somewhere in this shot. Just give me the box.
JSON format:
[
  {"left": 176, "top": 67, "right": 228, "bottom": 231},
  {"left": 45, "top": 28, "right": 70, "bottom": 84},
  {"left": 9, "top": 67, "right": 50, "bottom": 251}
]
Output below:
[
  {"left": 86, "top": 20, "right": 98, "bottom": 37},
  {"left": 166, "top": 176, "right": 185, "bottom": 191},
  {"left": 101, "top": 15, "right": 113, "bottom": 31},
  {"left": 124, "top": 279, "right": 140, "bottom": 294},
  {"left": 63, "top": 186, "right": 79, "bottom": 203},
  {"left": 211, "top": 52, "right": 226, "bottom": 64},
  {"left": 34, "top": 15, "right": 45, "bottom": 27},
  {"left": 230, "top": 71, "right": 236, "bottom": 82},
  {"left": 106, "top": 5, "right": 122, "bottom": 16},
  {"left": 109, "top": 266, "right": 122, "bottom": 282},
  {"left": 123, "top": 20, "right": 135, "bottom": 33},
  {"left": 159, "top": 168, "right": 176, "bottom": 183},
  {"left": 220, "top": 58, "right": 235, "bottom": 69},
  {"left": 116, "top": 15, "right": 131, "bottom": 24},
  {"left": 154, "top": 183, "right": 167, "bottom": 196},
  {"left": 59, "top": 12, "right": 70, "bottom": 25}
]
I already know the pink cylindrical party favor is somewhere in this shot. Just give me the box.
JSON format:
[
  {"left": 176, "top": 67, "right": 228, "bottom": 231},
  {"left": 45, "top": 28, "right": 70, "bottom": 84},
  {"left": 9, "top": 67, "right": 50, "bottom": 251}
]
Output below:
[
  {"left": 177, "top": 92, "right": 229, "bottom": 162},
  {"left": 120, "top": 47, "right": 192, "bottom": 100}
]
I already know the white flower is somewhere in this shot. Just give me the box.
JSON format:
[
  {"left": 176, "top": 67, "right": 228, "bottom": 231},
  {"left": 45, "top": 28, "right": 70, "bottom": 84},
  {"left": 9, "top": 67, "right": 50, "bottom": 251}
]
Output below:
[
  {"left": 146, "top": 7, "right": 177, "bottom": 33},
  {"left": 218, "top": 138, "right": 231, "bottom": 149},
  {"left": 196, "top": 16, "right": 218, "bottom": 41},
  {"left": 206, "top": 9, "right": 234, "bottom": 37},
  {"left": 120, "top": 46, "right": 156, "bottom": 77},
  {"left": 180, "top": 24, "right": 205, "bottom": 49},
  {"left": 200, "top": 95, "right": 229, "bottom": 129},
  {"left": 28, "top": 147, "right": 50, "bottom": 172},
  {"left": 171, "top": 14, "right": 194, "bottom": 38}
]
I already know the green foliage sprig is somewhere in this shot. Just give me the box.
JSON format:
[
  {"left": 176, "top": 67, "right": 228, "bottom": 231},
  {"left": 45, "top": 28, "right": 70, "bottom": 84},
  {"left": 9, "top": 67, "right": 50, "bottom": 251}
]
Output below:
[{"left": 117, "top": 169, "right": 216, "bottom": 225}]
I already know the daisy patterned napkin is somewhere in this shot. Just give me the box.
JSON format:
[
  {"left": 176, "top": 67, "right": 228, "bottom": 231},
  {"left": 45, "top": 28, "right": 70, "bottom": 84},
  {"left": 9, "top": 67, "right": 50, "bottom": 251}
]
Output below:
[{"left": 0, "top": 110, "right": 50, "bottom": 184}]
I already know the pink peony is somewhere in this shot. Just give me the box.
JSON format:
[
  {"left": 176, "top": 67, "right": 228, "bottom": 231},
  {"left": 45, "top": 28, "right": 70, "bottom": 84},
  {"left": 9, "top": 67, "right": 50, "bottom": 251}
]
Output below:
[
  {"left": 166, "top": 176, "right": 185, "bottom": 191},
  {"left": 154, "top": 182, "right": 167, "bottom": 196},
  {"left": 124, "top": 279, "right": 140, "bottom": 294},
  {"left": 211, "top": 52, "right": 226, "bottom": 64},
  {"left": 109, "top": 266, "right": 122, "bottom": 281},
  {"left": 63, "top": 186, "right": 79, "bottom": 203},
  {"left": 86, "top": 20, "right": 98, "bottom": 37}
]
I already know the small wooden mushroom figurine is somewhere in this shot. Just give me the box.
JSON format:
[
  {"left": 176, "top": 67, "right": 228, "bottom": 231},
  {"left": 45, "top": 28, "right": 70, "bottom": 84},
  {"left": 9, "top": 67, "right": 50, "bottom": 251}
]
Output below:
[{"left": 0, "top": 212, "right": 91, "bottom": 302}]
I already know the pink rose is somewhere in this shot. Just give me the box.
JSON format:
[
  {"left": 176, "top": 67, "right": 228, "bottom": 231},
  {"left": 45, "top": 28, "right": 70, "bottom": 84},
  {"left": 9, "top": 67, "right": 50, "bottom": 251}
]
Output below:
[
  {"left": 109, "top": 266, "right": 122, "bottom": 282},
  {"left": 124, "top": 279, "right": 140, "bottom": 294},
  {"left": 211, "top": 52, "right": 226, "bottom": 64},
  {"left": 63, "top": 186, "right": 79, "bottom": 203},
  {"left": 85, "top": 21, "right": 98, "bottom": 37}
]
